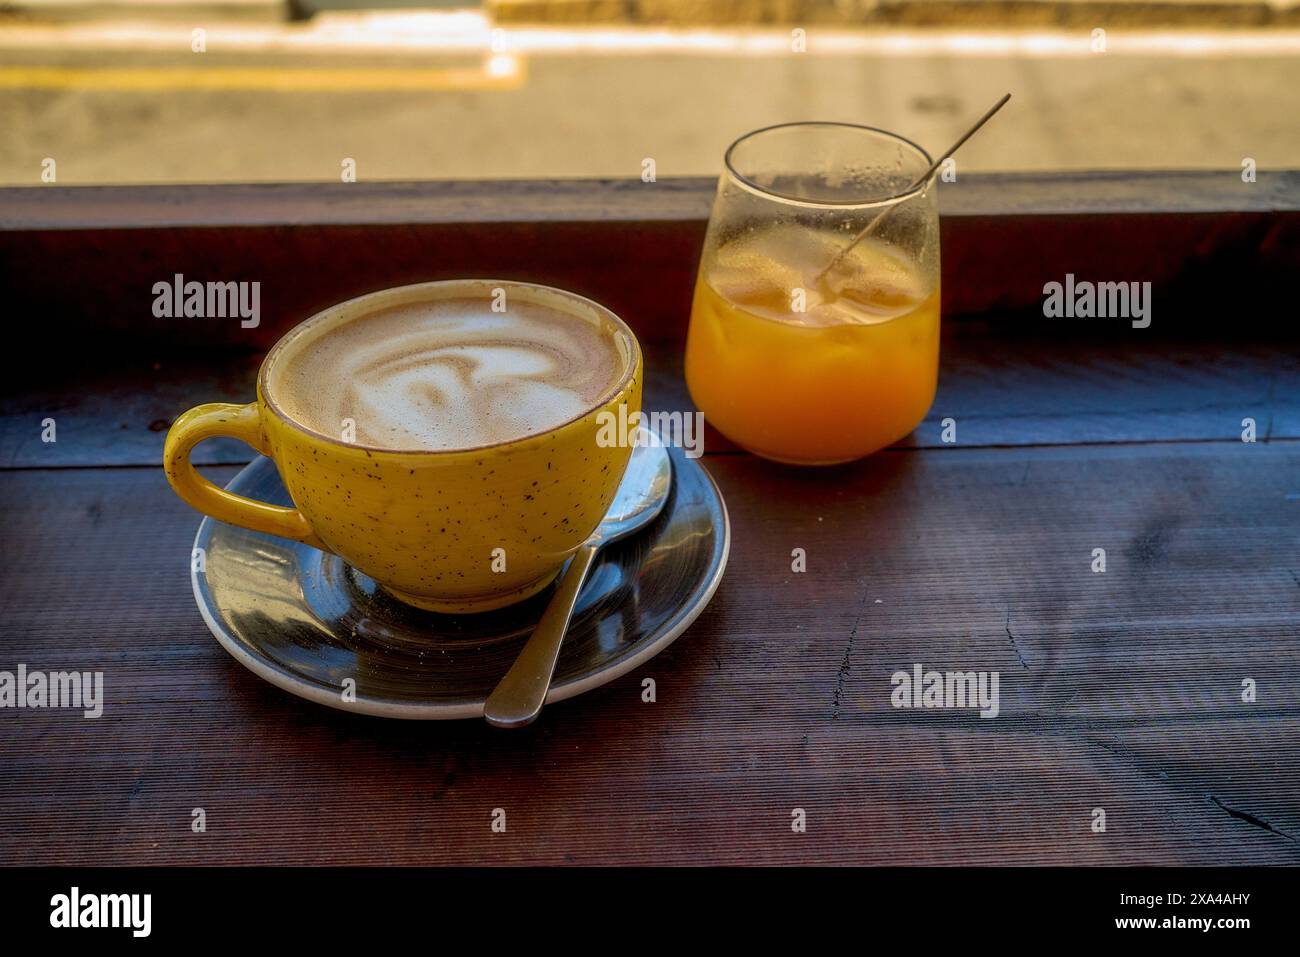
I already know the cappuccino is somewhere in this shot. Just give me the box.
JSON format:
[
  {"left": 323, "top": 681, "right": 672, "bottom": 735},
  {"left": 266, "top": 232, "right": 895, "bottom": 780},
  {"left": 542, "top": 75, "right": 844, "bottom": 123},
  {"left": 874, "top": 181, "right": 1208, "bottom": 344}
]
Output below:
[
  {"left": 166, "top": 279, "right": 642, "bottom": 612},
  {"left": 271, "top": 296, "right": 627, "bottom": 451}
]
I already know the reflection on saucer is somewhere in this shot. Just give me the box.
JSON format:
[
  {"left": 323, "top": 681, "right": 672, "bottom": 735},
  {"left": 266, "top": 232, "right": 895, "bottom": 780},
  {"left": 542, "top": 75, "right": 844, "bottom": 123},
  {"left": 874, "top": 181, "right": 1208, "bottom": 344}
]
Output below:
[{"left": 192, "top": 447, "right": 729, "bottom": 720}]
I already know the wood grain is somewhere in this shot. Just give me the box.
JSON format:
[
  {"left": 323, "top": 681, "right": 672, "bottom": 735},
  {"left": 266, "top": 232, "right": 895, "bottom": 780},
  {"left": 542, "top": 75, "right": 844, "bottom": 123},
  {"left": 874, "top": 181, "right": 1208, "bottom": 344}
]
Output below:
[
  {"left": 1, "top": 441, "right": 1296, "bottom": 865},
  {"left": 4, "top": 171, "right": 1296, "bottom": 230},
  {"left": 2, "top": 175, "right": 1297, "bottom": 355},
  {"left": 5, "top": 335, "right": 1297, "bottom": 468},
  {"left": 1, "top": 173, "right": 1296, "bottom": 866}
]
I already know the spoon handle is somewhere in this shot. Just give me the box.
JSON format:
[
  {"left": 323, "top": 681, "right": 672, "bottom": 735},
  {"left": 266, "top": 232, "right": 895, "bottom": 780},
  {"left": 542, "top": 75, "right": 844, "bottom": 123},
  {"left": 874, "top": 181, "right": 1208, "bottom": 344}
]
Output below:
[{"left": 483, "top": 543, "right": 601, "bottom": 728}]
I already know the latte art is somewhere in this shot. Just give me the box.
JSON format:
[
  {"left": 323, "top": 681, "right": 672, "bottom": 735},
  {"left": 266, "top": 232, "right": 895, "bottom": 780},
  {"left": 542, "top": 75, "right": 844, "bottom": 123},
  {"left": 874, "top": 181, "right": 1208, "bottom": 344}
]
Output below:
[{"left": 273, "top": 298, "right": 626, "bottom": 451}]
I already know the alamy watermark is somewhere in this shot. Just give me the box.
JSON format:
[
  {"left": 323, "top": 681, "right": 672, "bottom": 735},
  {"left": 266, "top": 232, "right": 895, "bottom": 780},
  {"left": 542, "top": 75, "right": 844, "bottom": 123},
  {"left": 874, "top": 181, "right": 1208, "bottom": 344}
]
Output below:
[
  {"left": 1043, "top": 274, "right": 1151, "bottom": 329},
  {"left": 152, "top": 273, "right": 260, "bottom": 328},
  {"left": 596, "top": 406, "right": 705, "bottom": 458},
  {"left": 50, "top": 887, "right": 150, "bottom": 937},
  {"left": 0, "top": 664, "right": 103, "bottom": 718},
  {"left": 891, "top": 663, "right": 1000, "bottom": 718}
]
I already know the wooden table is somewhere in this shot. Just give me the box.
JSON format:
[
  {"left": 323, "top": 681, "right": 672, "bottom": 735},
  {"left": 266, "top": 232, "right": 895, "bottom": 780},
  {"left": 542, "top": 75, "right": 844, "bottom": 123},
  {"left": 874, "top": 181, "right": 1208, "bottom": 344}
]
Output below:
[{"left": 2, "top": 173, "right": 1298, "bottom": 865}]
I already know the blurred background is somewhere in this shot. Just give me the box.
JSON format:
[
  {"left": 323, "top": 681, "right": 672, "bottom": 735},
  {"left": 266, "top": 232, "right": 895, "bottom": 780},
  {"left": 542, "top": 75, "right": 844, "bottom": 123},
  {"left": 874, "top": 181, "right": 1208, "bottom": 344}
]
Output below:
[{"left": 1, "top": 0, "right": 1297, "bottom": 184}]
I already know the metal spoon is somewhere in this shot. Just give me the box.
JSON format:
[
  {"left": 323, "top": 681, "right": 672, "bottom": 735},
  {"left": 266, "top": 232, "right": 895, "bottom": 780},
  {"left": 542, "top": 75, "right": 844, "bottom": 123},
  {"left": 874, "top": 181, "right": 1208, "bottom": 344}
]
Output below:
[
  {"left": 483, "top": 425, "right": 672, "bottom": 728},
  {"left": 812, "top": 93, "right": 1011, "bottom": 292}
]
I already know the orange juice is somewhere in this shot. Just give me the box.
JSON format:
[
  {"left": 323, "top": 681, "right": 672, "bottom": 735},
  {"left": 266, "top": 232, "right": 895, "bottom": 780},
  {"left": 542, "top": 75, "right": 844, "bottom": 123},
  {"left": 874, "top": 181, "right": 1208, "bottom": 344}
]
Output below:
[{"left": 685, "top": 223, "right": 939, "bottom": 464}]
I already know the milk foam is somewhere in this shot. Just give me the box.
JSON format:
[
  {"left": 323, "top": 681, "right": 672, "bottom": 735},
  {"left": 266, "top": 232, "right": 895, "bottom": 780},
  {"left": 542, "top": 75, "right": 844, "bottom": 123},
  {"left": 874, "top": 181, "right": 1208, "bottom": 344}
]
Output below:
[{"left": 273, "top": 298, "right": 624, "bottom": 450}]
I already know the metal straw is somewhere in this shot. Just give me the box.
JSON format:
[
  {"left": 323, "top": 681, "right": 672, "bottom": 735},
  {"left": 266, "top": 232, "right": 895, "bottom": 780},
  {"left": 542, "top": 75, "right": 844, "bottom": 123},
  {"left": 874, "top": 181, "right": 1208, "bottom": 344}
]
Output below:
[{"left": 813, "top": 93, "right": 1012, "bottom": 289}]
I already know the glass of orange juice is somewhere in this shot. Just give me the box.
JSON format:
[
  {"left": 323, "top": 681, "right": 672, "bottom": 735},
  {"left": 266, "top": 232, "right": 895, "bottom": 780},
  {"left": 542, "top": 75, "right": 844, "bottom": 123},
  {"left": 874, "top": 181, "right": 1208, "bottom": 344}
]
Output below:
[{"left": 686, "top": 122, "right": 940, "bottom": 465}]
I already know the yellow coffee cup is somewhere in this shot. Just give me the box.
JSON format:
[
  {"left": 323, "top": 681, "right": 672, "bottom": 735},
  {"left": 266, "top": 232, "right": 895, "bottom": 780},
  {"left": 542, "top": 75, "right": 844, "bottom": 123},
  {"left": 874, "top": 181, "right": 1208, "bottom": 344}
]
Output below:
[{"left": 164, "top": 280, "right": 642, "bottom": 613}]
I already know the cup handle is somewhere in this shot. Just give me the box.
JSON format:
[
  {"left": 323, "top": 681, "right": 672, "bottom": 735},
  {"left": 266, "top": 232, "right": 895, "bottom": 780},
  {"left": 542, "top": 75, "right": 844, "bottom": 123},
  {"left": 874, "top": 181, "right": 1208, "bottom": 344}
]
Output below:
[{"left": 164, "top": 402, "right": 325, "bottom": 548}]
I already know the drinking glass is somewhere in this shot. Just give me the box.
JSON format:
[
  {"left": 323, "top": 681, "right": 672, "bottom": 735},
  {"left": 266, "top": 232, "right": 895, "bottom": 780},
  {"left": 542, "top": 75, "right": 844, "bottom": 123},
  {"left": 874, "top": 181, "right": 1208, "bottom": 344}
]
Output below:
[{"left": 685, "top": 122, "right": 941, "bottom": 465}]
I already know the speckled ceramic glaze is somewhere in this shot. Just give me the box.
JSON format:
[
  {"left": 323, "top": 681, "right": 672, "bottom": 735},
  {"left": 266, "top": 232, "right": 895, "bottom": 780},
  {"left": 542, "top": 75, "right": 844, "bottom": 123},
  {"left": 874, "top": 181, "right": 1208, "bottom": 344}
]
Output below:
[
  {"left": 165, "top": 280, "right": 642, "bottom": 613},
  {"left": 192, "top": 448, "right": 729, "bottom": 719}
]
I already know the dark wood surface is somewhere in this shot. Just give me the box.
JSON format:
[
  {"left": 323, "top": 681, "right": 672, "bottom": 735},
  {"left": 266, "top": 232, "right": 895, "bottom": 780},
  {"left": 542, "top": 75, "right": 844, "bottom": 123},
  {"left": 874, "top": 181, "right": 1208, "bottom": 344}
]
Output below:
[
  {"left": 5, "top": 172, "right": 1293, "bottom": 231},
  {"left": 3, "top": 172, "right": 1297, "bottom": 353},
  {"left": 1, "top": 175, "right": 1298, "bottom": 865}
]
